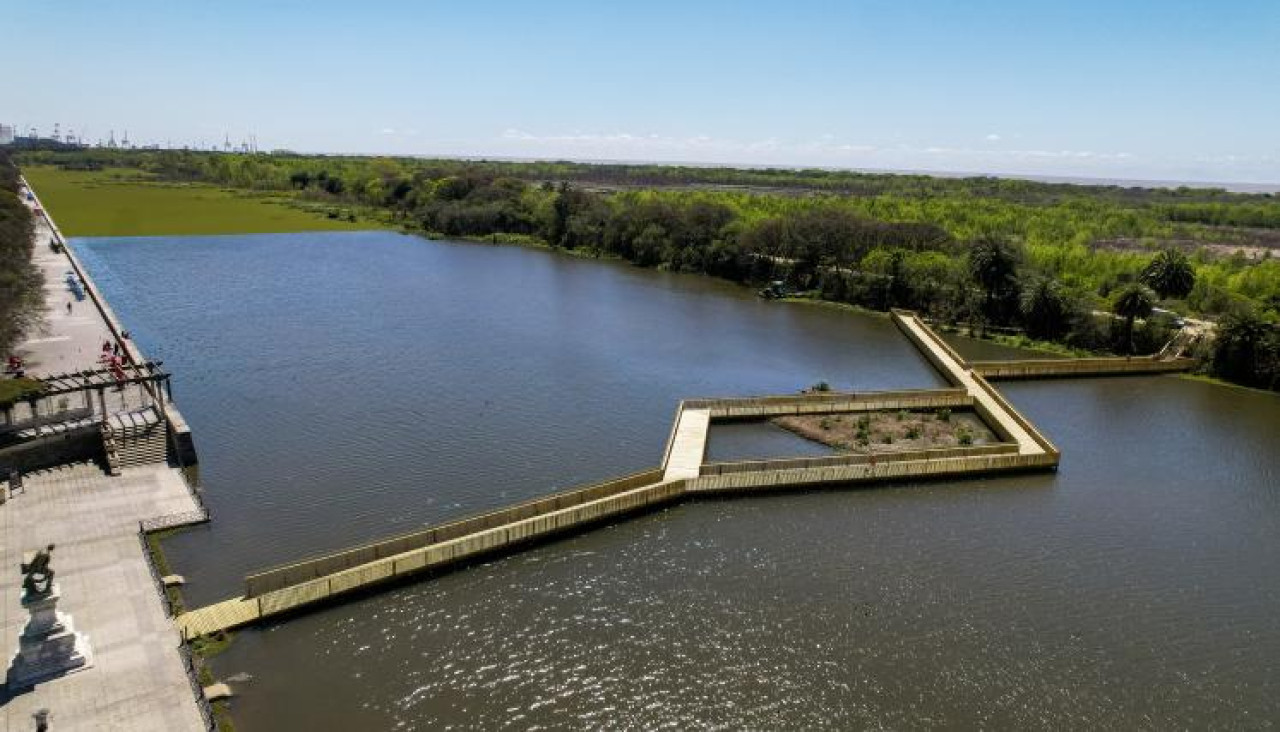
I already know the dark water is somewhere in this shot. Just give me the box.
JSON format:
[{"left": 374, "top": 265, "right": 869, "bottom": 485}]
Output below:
[
  {"left": 75, "top": 232, "right": 1280, "bottom": 730},
  {"left": 705, "top": 421, "right": 837, "bottom": 462}
]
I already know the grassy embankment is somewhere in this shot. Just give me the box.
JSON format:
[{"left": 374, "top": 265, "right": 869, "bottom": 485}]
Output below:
[{"left": 22, "top": 165, "right": 380, "bottom": 237}]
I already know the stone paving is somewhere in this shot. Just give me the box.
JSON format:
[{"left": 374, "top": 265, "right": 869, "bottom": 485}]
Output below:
[{"left": 0, "top": 464, "right": 205, "bottom": 731}]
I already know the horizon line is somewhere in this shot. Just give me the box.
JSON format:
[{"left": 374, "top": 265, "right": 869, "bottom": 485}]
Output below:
[{"left": 288, "top": 148, "right": 1280, "bottom": 195}]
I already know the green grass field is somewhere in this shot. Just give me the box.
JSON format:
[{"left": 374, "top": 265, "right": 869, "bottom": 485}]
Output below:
[{"left": 22, "top": 166, "right": 376, "bottom": 237}]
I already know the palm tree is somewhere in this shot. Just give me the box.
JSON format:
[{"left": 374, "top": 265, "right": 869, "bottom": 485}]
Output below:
[
  {"left": 968, "top": 236, "right": 1020, "bottom": 327},
  {"left": 1141, "top": 249, "right": 1196, "bottom": 299},
  {"left": 1020, "top": 277, "right": 1072, "bottom": 340},
  {"left": 1112, "top": 283, "right": 1156, "bottom": 354}
]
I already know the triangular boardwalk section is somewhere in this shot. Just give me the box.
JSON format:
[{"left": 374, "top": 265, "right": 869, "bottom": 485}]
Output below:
[{"left": 181, "top": 310, "right": 1179, "bottom": 637}]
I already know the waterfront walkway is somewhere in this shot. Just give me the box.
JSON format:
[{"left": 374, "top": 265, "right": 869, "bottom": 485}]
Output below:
[
  {"left": 15, "top": 203, "right": 120, "bottom": 377},
  {"left": 1, "top": 183, "right": 206, "bottom": 731}
]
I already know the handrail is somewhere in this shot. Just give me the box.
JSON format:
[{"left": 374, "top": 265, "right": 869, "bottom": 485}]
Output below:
[
  {"left": 701, "top": 442, "right": 1018, "bottom": 475},
  {"left": 245, "top": 466, "right": 664, "bottom": 596},
  {"left": 970, "top": 373, "right": 1060, "bottom": 456},
  {"left": 679, "top": 387, "right": 966, "bottom": 410}
]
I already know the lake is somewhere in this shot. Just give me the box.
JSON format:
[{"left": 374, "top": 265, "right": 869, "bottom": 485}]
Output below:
[{"left": 75, "top": 231, "right": 1280, "bottom": 730}]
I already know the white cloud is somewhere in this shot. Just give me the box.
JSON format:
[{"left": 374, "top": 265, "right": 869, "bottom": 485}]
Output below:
[{"left": 986, "top": 133, "right": 1001, "bottom": 142}]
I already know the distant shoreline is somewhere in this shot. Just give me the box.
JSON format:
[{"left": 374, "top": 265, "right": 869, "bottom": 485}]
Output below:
[{"left": 300, "top": 151, "right": 1280, "bottom": 195}]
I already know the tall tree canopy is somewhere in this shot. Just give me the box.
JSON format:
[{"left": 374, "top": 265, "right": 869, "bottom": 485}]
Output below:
[
  {"left": 968, "top": 236, "right": 1022, "bottom": 324},
  {"left": 0, "top": 151, "right": 43, "bottom": 354},
  {"left": 1112, "top": 283, "right": 1157, "bottom": 354},
  {"left": 1141, "top": 248, "right": 1196, "bottom": 299}
]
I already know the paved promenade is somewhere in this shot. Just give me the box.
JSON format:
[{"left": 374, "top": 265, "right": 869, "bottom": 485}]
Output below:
[
  {"left": 15, "top": 210, "right": 117, "bottom": 377},
  {"left": 1, "top": 464, "right": 204, "bottom": 732},
  {"left": 2, "top": 185, "right": 205, "bottom": 730}
]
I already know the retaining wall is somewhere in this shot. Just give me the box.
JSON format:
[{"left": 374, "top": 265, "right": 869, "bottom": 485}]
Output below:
[{"left": 0, "top": 427, "right": 102, "bottom": 474}]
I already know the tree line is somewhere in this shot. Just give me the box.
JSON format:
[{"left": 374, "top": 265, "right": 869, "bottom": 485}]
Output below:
[
  {"left": 15, "top": 148, "right": 1280, "bottom": 392},
  {"left": 0, "top": 149, "right": 42, "bottom": 356}
]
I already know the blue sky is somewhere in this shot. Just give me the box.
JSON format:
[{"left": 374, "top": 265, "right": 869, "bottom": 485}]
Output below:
[{"left": 6, "top": 0, "right": 1278, "bottom": 184}]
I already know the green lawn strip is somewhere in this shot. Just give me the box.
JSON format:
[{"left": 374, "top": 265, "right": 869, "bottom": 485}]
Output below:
[{"left": 22, "top": 166, "right": 375, "bottom": 236}]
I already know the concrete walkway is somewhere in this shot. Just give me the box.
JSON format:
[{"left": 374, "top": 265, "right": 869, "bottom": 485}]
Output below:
[
  {"left": 14, "top": 212, "right": 117, "bottom": 377},
  {"left": 1, "top": 184, "right": 206, "bottom": 731},
  {"left": 1, "top": 464, "right": 205, "bottom": 732}
]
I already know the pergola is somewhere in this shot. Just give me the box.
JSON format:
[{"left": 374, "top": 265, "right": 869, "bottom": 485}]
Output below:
[{"left": 3, "top": 361, "right": 174, "bottom": 428}]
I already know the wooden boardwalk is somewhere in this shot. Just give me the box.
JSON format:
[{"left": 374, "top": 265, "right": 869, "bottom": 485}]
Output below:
[
  {"left": 178, "top": 310, "right": 1074, "bottom": 637},
  {"left": 662, "top": 408, "right": 710, "bottom": 481},
  {"left": 972, "top": 355, "right": 1195, "bottom": 380}
]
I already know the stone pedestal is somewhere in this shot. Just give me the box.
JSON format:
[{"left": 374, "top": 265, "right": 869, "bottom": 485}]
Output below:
[{"left": 6, "top": 584, "right": 93, "bottom": 690}]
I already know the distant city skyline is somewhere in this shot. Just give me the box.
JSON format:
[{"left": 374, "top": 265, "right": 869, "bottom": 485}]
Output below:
[{"left": 6, "top": 0, "right": 1278, "bottom": 186}]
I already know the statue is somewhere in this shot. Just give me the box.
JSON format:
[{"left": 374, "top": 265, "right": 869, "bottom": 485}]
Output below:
[
  {"left": 21, "top": 544, "right": 55, "bottom": 597},
  {"left": 8, "top": 542, "right": 93, "bottom": 687}
]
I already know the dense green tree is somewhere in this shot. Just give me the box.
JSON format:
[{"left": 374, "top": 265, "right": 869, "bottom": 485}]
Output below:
[
  {"left": 1141, "top": 248, "right": 1196, "bottom": 299},
  {"left": 1020, "top": 277, "right": 1073, "bottom": 340},
  {"left": 1212, "top": 310, "right": 1279, "bottom": 388},
  {"left": 320, "top": 175, "right": 345, "bottom": 195},
  {"left": 0, "top": 151, "right": 43, "bottom": 354},
  {"left": 968, "top": 236, "right": 1022, "bottom": 324},
  {"left": 17, "top": 147, "right": 1280, "bottom": 391},
  {"left": 1112, "top": 282, "right": 1157, "bottom": 353}
]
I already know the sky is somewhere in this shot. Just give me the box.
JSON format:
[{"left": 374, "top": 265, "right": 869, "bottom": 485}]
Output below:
[{"left": 5, "top": 0, "right": 1279, "bottom": 186}]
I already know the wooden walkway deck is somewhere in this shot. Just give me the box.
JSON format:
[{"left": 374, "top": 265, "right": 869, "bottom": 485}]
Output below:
[
  {"left": 972, "top": 356, "right": 1196, "bottom": 380},
  {"left": 178, "top": 310, "right": 1082, "bottom": 637}
]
